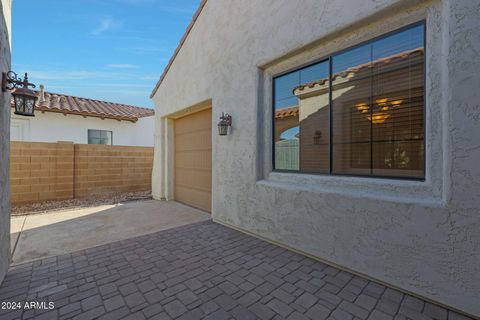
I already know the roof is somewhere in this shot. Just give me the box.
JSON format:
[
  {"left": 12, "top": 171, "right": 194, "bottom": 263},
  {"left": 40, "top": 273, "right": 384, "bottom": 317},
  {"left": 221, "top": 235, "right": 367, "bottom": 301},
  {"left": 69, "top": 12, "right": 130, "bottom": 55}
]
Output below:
[
  {"left": 13, "top": 89, "right": 154, "bottom": 122},
  {"left": 275, "top": 106, "right": 299, "bottom": 119},
  {"left": 276, "top": 48, "right": 424, "bottom": 119},
  {"left": 294, "top": 48, "right": 424, "bottom": 92},
  {"left": 150, "top": 0, "right": 208, "bottom": 98}
]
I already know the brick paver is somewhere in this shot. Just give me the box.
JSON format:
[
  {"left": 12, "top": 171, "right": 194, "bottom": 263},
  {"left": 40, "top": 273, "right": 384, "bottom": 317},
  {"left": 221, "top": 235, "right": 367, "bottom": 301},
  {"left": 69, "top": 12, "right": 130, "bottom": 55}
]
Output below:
[{"left": 0, "top": 221, "right": 473, "bottom": 320}]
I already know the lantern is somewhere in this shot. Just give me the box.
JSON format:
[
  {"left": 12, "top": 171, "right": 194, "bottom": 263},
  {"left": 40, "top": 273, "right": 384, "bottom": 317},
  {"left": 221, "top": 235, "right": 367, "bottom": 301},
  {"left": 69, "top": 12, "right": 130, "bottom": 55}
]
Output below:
[
  {"left": 217, "top": 112, "right": 232, "bottom": 136},
  {"left": 2, "top": 72, "right": 37, "bottom": 117}
]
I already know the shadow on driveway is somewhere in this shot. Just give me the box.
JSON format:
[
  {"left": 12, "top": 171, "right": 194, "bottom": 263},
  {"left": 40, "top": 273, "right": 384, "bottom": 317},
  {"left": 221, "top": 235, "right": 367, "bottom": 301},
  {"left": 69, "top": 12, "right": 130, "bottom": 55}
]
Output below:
[{"left": 10, "top": 200, "right": 210, "bottom": 265}]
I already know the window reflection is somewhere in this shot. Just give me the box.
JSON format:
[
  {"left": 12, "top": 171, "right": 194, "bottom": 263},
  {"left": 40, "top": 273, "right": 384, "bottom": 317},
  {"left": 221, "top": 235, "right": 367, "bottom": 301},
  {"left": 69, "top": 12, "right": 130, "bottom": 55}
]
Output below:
[
  {"left": 332, "top": 24, "right": 424, "bottom": 177},
  {"left": 273, "top": 23, "right": 425, "bottom": 179},
  {"left": 331, "top": 43, "right": 372, "bottom": 174},
  {"left": 274, "top": 60, "right": 329, "bottom": 172},
  {"left": 371, "top": 25, "right": 424, "bottom": 177},
  {"left": 275, "top": 127, "right": 299, "bottom": 171}
]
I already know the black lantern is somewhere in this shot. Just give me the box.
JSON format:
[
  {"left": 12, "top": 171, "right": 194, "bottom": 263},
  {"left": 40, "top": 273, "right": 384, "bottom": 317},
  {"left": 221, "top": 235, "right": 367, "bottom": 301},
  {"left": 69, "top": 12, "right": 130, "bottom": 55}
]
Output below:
[
  {"left": 217, "top": 112, "right": 232, "bottom": 136},
  {"left": 313, "top": 130, "right": 322, "bottom": 145},
  {"left": 2, "top": 71, "right": 37, "bottom": 117}
]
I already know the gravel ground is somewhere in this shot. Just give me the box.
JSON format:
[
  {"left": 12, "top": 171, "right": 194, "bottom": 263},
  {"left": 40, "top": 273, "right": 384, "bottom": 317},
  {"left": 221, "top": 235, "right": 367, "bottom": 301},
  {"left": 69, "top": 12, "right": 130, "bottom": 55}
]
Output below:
[{"left": 11, "top": 191, "right": 152, "bottom": 216}]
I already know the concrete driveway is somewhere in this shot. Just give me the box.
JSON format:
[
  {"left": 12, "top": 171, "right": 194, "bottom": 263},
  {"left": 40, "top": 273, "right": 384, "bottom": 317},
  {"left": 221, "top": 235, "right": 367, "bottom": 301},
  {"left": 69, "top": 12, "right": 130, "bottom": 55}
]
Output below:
[{"left": 10, "top": 200, "right": 210, "bottom": 265}]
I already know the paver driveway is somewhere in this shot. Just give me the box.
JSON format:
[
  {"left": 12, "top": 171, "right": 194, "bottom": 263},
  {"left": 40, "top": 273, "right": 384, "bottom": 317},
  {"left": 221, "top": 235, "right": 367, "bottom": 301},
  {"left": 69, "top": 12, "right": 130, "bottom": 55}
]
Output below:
[{"left": 0, "top": 221, "right": 472, "bottom": 320}]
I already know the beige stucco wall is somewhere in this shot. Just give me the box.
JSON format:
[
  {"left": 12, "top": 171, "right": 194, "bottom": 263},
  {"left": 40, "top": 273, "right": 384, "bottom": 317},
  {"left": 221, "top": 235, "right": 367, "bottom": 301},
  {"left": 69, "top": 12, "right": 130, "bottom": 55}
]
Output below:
[
  {"left": 151, "top": 0, "right": 480, "bottom": 316},
  {"left": 0, "top": 0, "right": 12, "bottom": 284}
]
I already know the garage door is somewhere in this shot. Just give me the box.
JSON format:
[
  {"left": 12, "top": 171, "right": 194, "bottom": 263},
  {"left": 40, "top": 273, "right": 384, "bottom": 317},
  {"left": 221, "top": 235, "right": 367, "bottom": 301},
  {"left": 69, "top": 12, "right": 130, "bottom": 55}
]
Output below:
[{"left": 174, "top": 108, "right": 212, "bottom": 212}]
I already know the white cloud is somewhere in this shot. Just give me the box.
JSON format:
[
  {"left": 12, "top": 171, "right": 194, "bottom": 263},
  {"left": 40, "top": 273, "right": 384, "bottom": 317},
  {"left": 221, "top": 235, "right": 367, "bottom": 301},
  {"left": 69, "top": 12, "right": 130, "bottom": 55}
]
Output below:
[
  {"left": 25, "top": 68, "right": 157, "bottom": 86},
  {"left": 91, "top": 17, "right": 121, "bottom": 35},
  {"left": 113, "top": 0, "right": 154, "bottom": 5},
  {"left": 95, "top": 83, "right": 151, "bottom": 88},
  {"left": 100, "top": 89, "right": 151, "bottom": 97},
  {"left": 107, "top": 0, "right": 196, "bottom": 13},
  {"left": 130, "top": 47, "right": 164, "bottom": 55},
  {"left": 138, "top": 75, "right": 159, "bottom": 81},
  {"left": 43, "top": 85, "right": 73, "bottom": 91},
  {"left": 27, "top": 70, "right": 104, "bottom": 81},
  {"left": 106, "top": 64, "right": 138, "bottom": 69}
]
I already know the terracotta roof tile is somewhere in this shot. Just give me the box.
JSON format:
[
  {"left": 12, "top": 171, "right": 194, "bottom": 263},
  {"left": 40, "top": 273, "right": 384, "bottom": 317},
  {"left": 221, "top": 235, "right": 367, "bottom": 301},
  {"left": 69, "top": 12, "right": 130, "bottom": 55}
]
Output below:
[
  {"left": 294, "top": 48, "right": 424, "bottom": 92},
  {"left": 275, "top": 106, "right": 299, "bottom": 119},
  {"left": 276, "top": 48, "right": 424, "bottom": 120},
  {"left": 12, "top": 90, "right": 154, "bottom": 122}
]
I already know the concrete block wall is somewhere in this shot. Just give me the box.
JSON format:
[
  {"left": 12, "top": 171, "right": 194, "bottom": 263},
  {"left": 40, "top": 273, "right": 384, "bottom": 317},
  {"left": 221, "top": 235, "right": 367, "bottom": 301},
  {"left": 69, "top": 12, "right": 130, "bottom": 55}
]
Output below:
[
  {"left": 10, "top": 141, "right": 74, "bottom": 204},
  {"left": 10, "top": 141, "right": 153, "bottom": 204},
  {"left": 74, "top": 144, "right": 153, "bottom": 198}
]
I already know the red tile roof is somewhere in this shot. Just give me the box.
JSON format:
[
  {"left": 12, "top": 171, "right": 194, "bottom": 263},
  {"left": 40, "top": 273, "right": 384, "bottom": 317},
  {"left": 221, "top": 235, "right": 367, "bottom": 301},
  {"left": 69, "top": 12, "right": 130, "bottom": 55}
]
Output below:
[
  {"left": 12, "top": 90, "right": 154, "bottom": 122},
  {"left": 276, "top": 48, "right": 424, "bottom": 120},
  {"left": 150, "top": 0, "right": 208, "bottom": 98},
  {"left": 294, "top": 48, "right": 424, "bottom": 92},
  {"left": 275, "top": 106, "right": 299, "bottom": 119}
]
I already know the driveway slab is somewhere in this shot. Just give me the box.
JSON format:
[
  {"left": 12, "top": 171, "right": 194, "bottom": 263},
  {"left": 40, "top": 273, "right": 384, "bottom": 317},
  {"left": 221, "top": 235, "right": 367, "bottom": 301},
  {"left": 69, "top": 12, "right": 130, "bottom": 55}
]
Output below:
[
  {"left": 0, "top": 220, "right": 471, "bottom": 320},
  {"left": 10, "top": 216, "right": 25, "bottom": 254},
  {"left": 10, "top": 200, "right": 210, "bottom": 265}
]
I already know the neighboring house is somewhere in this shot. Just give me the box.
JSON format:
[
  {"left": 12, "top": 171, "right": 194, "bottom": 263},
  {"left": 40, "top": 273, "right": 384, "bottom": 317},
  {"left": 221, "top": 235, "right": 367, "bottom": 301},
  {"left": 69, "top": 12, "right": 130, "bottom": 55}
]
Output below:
[
  {"left": 10, "top": 85, "right": 155, "bottom": 146},
  {"left": 150, "top": 0, "right": 480, "bottom": 318},
  {"left": 0, "top": 0, "right": 11, "bottom": 286}
]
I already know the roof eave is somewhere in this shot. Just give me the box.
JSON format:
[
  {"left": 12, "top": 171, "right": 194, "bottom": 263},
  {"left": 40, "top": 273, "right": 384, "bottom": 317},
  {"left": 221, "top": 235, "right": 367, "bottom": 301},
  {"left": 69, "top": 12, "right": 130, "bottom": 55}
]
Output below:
[{"left": 18, "top": 106, "right": 140, "bottom": 122}]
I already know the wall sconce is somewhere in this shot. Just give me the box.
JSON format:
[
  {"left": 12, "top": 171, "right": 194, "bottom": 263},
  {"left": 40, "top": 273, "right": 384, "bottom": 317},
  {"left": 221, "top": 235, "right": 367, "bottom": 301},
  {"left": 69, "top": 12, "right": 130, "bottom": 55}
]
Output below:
[
  {"left": 313, "top": 130, "right": 322, "bottom": 145},
  {"left": 217, "top": 112, "right": 232, "bottom": 136},
  {"left": 2, "top": 71, "right": 37, "bottom": 117}
]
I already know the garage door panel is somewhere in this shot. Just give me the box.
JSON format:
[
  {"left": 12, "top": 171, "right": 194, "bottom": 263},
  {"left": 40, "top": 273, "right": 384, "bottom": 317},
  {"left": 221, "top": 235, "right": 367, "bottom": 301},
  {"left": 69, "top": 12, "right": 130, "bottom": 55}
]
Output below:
[
  {"left": 175, "top": 110, "right": 211, "bottom": 134},
  {"left": 174, "top": 108, "right": 212, "bottom": 212},
  {"left": 175, "top": 169, "right": 212, "bottom": 192},
  {"left": 175, "top": 119, "right": 210, "bottom": 134},
  {"left": 175, "top": 186, "right": 211, "bottom": 212},
  {"left": 175, "top": 151, "right": 212, "bottom": 171},
  {"left": 175, "top": 131, "right": 211, "bottom": 152}
]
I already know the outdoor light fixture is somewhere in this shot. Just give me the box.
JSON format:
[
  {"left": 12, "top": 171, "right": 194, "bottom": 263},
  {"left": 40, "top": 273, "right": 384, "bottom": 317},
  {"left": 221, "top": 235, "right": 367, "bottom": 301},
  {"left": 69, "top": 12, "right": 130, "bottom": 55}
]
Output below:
[
  {"left": 217, "top": 112, "right": 232, "bottom": 136},
  {"left": 313, "top": 130, "right": 322, "bottom": 145},
  {"left": 2, "top": 71, "right": 37, "bottom": 117},
  {"left": 355, "top": 98, "right": 403, "bottom": 124}
]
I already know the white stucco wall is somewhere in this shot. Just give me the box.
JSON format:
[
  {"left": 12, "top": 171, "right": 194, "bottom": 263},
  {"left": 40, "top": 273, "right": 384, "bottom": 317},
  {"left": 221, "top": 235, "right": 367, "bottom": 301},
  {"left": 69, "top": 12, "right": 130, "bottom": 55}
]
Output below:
[
  {"left": 0, "top": 0, "right": 11, "bottom": 285},
  {"left": 151, "top": 0, "right": 480, "bottom": 316},
  {"left": 10, "top": 111, "right": 155, "bottom": 146}
]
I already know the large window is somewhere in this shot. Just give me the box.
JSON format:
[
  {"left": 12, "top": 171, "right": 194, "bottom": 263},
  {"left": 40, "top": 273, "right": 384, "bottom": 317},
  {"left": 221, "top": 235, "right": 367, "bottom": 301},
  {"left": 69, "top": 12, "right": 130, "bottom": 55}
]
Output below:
[
  {"left": 273, "top": 23, "right": 425, "bottom": 179},
  {"left": 88, "top": 129, "right": 112, "bottom": 145}
]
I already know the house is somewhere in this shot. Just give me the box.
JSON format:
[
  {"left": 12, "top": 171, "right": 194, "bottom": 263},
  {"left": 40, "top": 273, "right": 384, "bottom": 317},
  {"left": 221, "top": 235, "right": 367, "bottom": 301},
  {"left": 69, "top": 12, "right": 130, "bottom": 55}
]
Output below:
[
  {"left": 150, "top": 0, "right": 480, "bottom": 318},
  {"left": 11, "top": 85, "right": 155, "bottom": 147}
]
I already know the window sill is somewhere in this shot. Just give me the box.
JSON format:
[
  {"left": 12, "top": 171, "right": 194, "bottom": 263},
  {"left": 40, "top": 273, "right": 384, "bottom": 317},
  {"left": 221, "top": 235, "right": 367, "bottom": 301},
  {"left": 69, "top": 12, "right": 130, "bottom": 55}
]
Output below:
[
  {"left": 259, "top": 170, "right": 443, "bottom": 207},
  {"left": 273, "top": 169, "right": 425, "bottom": 181}
]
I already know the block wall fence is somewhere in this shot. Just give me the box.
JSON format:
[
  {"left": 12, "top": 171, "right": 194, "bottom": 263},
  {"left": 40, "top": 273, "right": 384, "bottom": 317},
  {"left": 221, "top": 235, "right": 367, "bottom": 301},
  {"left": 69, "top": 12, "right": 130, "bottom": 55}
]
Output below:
[{"left": 10, "top": 141, "right": 153, "bottom": 205}]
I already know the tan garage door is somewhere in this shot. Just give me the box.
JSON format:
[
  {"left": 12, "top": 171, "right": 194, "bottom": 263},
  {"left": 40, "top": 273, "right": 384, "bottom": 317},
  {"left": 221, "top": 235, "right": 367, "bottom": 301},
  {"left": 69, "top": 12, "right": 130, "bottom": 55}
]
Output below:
[{"left": 174, "top": 108, "right": 212, "bottom": 212}]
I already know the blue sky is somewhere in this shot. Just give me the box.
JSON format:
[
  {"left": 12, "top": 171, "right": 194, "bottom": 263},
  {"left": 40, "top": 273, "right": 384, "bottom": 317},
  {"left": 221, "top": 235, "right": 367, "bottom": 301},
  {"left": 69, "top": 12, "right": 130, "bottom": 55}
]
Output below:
[{"left": 12, "top": 0, "right": 200, "bottom": 108}]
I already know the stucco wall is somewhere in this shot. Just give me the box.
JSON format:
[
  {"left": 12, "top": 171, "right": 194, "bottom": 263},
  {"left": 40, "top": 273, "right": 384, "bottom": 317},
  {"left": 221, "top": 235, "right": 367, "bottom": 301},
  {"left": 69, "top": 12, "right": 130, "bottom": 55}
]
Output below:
[
  {"left": 151, "top": 0, "right": 480, "bottom": 316},
  {"left": 11, "top": 111, "right": 155, "bottom": 147},
  {"left": 0, "top": 0, "right": 11, "bottom": 285}
]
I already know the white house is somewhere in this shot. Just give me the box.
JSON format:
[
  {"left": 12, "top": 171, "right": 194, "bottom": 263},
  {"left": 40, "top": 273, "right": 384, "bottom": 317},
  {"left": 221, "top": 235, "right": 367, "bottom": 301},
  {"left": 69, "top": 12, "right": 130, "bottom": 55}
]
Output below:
[
  {"left": 150, "top": 0, "right": 480, "bottom": 317},
  {"left": 11, "top": 85, "right": 155, "bottom": 147}
]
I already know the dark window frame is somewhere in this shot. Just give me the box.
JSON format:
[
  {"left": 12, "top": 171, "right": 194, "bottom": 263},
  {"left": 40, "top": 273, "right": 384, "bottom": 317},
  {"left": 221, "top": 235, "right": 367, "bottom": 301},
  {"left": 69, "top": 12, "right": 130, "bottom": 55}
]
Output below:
[
  {"left": 88, "top": 129, "right": 113, "bottom": 145},
  {"left": 272, "top": 21, "right": 426, "bottom": 181}
]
